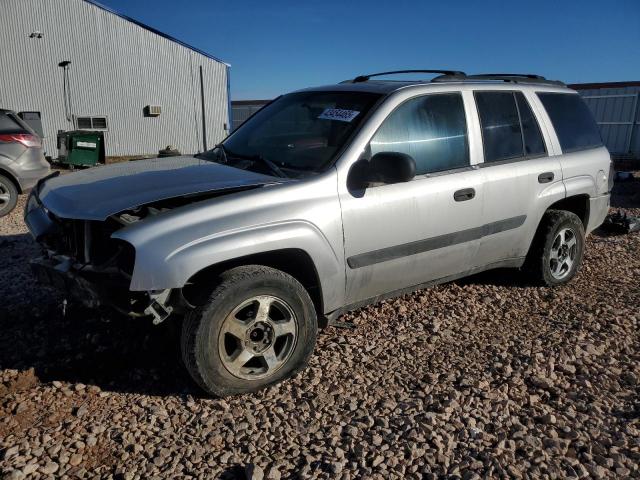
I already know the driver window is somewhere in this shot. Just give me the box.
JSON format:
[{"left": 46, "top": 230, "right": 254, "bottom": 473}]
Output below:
[{"left": 369, "top": 93, "right": 470, "bottom": 175}]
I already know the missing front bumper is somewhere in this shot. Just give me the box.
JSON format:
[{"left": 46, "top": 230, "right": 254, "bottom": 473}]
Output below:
[
  {"left": 30, "top": 256, "right": 159, "bottom": 318},
  {"left": 31, "top": 256, "right": 103, "bottom": 307}
]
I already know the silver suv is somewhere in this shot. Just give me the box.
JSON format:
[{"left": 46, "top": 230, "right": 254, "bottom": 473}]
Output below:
[
  {"left": 25, "top": 71, "right": 612, "bottom": 396},
  {"left": 0, "top": 109, "right": 51, "bottom": 217}
]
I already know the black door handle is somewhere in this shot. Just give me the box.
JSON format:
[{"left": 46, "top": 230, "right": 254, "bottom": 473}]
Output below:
[
  {"left": 454, "top": 188, "right": 475, "bottom": 202},
  {"left": 538, "top": 172, "right": 554, "bottom": 183}
]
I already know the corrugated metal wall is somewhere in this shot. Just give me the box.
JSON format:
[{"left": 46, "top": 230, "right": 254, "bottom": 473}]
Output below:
[
  {"left": 576, "top": 85, "right": 640, "bottom": 160},
  {"left": 0, "top": 0, "right": 229, "bottom": 156},
  {"left": 231, "top": 101, "right": 270, "bottom": 131}
]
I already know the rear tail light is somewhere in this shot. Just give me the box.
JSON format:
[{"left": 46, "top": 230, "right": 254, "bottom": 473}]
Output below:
[
  {"left": 608, "top": 161, "right": 615, "bottom": 192},
  {"left": 0, "top": 133, "right": 42, "bottom": 148}
]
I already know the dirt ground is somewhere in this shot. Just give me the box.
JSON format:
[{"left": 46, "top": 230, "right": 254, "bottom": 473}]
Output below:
[{"left": 0, "top": 171, "right": 639, "bottom": 479}]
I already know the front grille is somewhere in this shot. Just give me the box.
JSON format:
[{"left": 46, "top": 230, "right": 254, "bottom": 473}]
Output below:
[
  {"left": 39, "top": 216, "right": 81, "bottom": 258},
  {"left": 33, "top": 212, "right": 140, "bottom": 313},
  {"left": 64, "top": 219, "right": 85, "bottom": 260},
  {"left": 43, "top": 216, "right": 131, "bottom": 269}
]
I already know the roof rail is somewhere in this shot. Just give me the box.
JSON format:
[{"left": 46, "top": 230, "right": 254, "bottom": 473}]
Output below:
[
  {"left": 432, "top": 73, "right": 565, "bottom": 86},
  {"left": 470, "top": 73, "right": 546, "bottom": 80},
  {"left": 349, "top": 69, "right": 467, "bottom": 83}
]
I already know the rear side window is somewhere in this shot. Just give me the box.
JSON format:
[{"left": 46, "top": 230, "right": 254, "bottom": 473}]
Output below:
[
  {"left": 0, "top": 112, "right": 28, "bottom": 134},
  {"left": 475, "top": 91, "right": 546, "bottom": 162},
  {"left": 370, "top": 93, "right": 469, "bottom": 175},
  {"left": 537, "top": 93, "right": 602, "bottom": 152}
]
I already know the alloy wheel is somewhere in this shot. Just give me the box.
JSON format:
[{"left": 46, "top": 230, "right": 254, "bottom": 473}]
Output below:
[
  {"left": 218, "top": 295, "right": 298, "bottom": 380},
  {"left": 549, "top": 227, "right": 577, "bottom": 280}
]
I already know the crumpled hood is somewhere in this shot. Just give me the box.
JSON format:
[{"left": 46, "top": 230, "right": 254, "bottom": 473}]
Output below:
[{"left": 38, "top": 156, "right": 286, "bottom": 220}]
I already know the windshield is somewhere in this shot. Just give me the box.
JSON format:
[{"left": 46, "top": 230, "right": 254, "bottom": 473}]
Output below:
[{"left": 201, "top": 91, "right": 381, "bottom": 176}]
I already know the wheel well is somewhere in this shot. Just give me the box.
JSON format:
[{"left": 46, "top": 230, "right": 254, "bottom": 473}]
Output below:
[
  {"left": 0, "top": 167, "right": 21, "bottom": 194},
  {"left": 547, "top": 195, "right": 589, "bottom": 228},
  {"left": 182, "top": 248, "right": 324, "bottom": 318}
]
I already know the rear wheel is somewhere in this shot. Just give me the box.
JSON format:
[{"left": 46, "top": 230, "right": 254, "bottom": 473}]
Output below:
[
  {"left": 526, "top": 210, "right": 585, "bottom": 286},
  {"left": 181, "top": 265, "right": 317, "bottom": 397},
  {"left": 0, "top": 174, "right": 18, "bottom": 218}
]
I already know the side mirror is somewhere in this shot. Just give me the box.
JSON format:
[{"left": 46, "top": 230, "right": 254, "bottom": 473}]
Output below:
[
  {"left": 368, "top": 152, "right": 416, "bottom": 185},
  {"left": 346, "top": 152, "right": 416, "bottom": 192}
]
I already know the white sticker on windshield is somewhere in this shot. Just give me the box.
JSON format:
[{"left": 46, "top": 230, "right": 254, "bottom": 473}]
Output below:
[{"left": 318, "top": 108, "right": 360, "bottom": 122}]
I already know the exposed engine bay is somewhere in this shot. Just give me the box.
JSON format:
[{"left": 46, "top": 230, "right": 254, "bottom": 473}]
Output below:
[{"left": 27, "top": 186, "right": 263, "bottom": 322}]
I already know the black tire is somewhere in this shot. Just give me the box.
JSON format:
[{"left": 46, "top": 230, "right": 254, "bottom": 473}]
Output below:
[
  {"left": 0, "top": 174, "right": 18, "bottom": 218},
  {"left": 526, "top": 209, "right": 585, "bottom": 286},
  {"left": 181, "top": 265, "right": 317, "bottom": 397}
]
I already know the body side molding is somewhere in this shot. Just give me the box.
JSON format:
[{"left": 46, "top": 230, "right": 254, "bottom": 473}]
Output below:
[{"left": 347, "top": 215, "right": 526, "bottom": 269}]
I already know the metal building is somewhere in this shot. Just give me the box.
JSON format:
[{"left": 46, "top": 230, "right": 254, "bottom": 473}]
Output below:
[
  {"left": 231, "top": 100, "right": 270, "bottom": 131},
  {"left": 0, "top": 0, "right": 230, "bottom": 157},
  {"left": 571, "top": 82, "right": 640, "bottom": 161}
]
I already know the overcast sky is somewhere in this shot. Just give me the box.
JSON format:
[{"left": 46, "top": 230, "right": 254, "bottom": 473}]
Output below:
[{"left": 100, "top": 0, "right": 640, "bottom": 100}]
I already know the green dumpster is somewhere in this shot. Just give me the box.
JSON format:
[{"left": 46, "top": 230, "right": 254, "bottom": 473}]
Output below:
[{"left": 57, "top": 130, "right": 105, "bottom": 168}]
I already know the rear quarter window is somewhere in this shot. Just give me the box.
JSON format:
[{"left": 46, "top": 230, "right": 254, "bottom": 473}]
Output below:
[{"left": 537, "top": 93, "right": 602, "bottom": 153}]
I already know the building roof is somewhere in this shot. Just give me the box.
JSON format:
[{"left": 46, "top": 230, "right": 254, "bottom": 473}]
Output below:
[
  {"left": 569, "top": 81, "right": 640, "bottom": 90},
  {"left": 84, "top": 0, "right": 229, "bottom": 66}
]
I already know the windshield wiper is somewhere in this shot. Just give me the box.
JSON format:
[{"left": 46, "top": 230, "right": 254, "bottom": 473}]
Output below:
[
  {"left": 195, "top": 144, "right": 228, "bottom": 163},
  {"left": 251, "top": 154, "right": 287, "bottom": 178},
  {"left": 226, "top": 151, "right": 287, "bottom": 178}
]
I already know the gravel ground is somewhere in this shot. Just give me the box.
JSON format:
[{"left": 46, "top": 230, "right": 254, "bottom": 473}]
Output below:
[{"left": 1, "top": 173, "right": 639, "bottom": 479}]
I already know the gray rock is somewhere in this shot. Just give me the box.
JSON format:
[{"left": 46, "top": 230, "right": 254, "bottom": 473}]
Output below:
[
  {"left": 265, "top": 466, "right": 282, "bottom": 480},
  {"left": 530, "top": 376, "right": 553, "bottom": 390},
  {"left": 22, "top": 464, "right": 38, "bottom": 475},
  {"left": 75, "top": 404, "right": 89, "bottom": 418},
  {"left": 245, "top": 463, "right": 264, "bottom": 480},
  {"left": 40, "top": 462, "right": 59, "bottom": 475},
  {"left": 540, "top": 414, "right": 557, "bottom": 425},
  {"left": 2, "top": 471, "right": 25, "bottom": 480},
  {"left": 3, "top": 446, "right": 19, "bottom": 459}
]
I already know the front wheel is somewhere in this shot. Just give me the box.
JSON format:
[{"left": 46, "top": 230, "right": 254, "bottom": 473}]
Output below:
[
  {"left": 181, "top": 265, "right": 317, "bottom": 397},
  {"left": 526, "top": 210, "right": 585, "bottom": 286}
]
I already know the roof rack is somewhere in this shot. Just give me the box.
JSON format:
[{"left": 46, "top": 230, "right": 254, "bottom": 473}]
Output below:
[
  {"left": 349, "top": 69, "right": 467, "bottom": 83},
  {"left": 345, "top": 70, "right": 565, "bottom": 87},
  {"left": 432, "top": 73, "right": 565, "bottom": 86}
]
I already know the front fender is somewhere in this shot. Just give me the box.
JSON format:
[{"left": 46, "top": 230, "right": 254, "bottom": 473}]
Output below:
[
  {"left": 130, "top": 219, "right": 342, "bottom": 305},
  {"left": 112, "top": 176, "right": 345, "bottom": 313}
]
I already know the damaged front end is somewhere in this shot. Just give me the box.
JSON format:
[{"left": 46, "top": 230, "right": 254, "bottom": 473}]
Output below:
[
  {"left": 25, "top": 192, "right": 177, "bottom": 323},
  {"left": 23, "top": 157, "right": 288, "bottom": 322}
]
